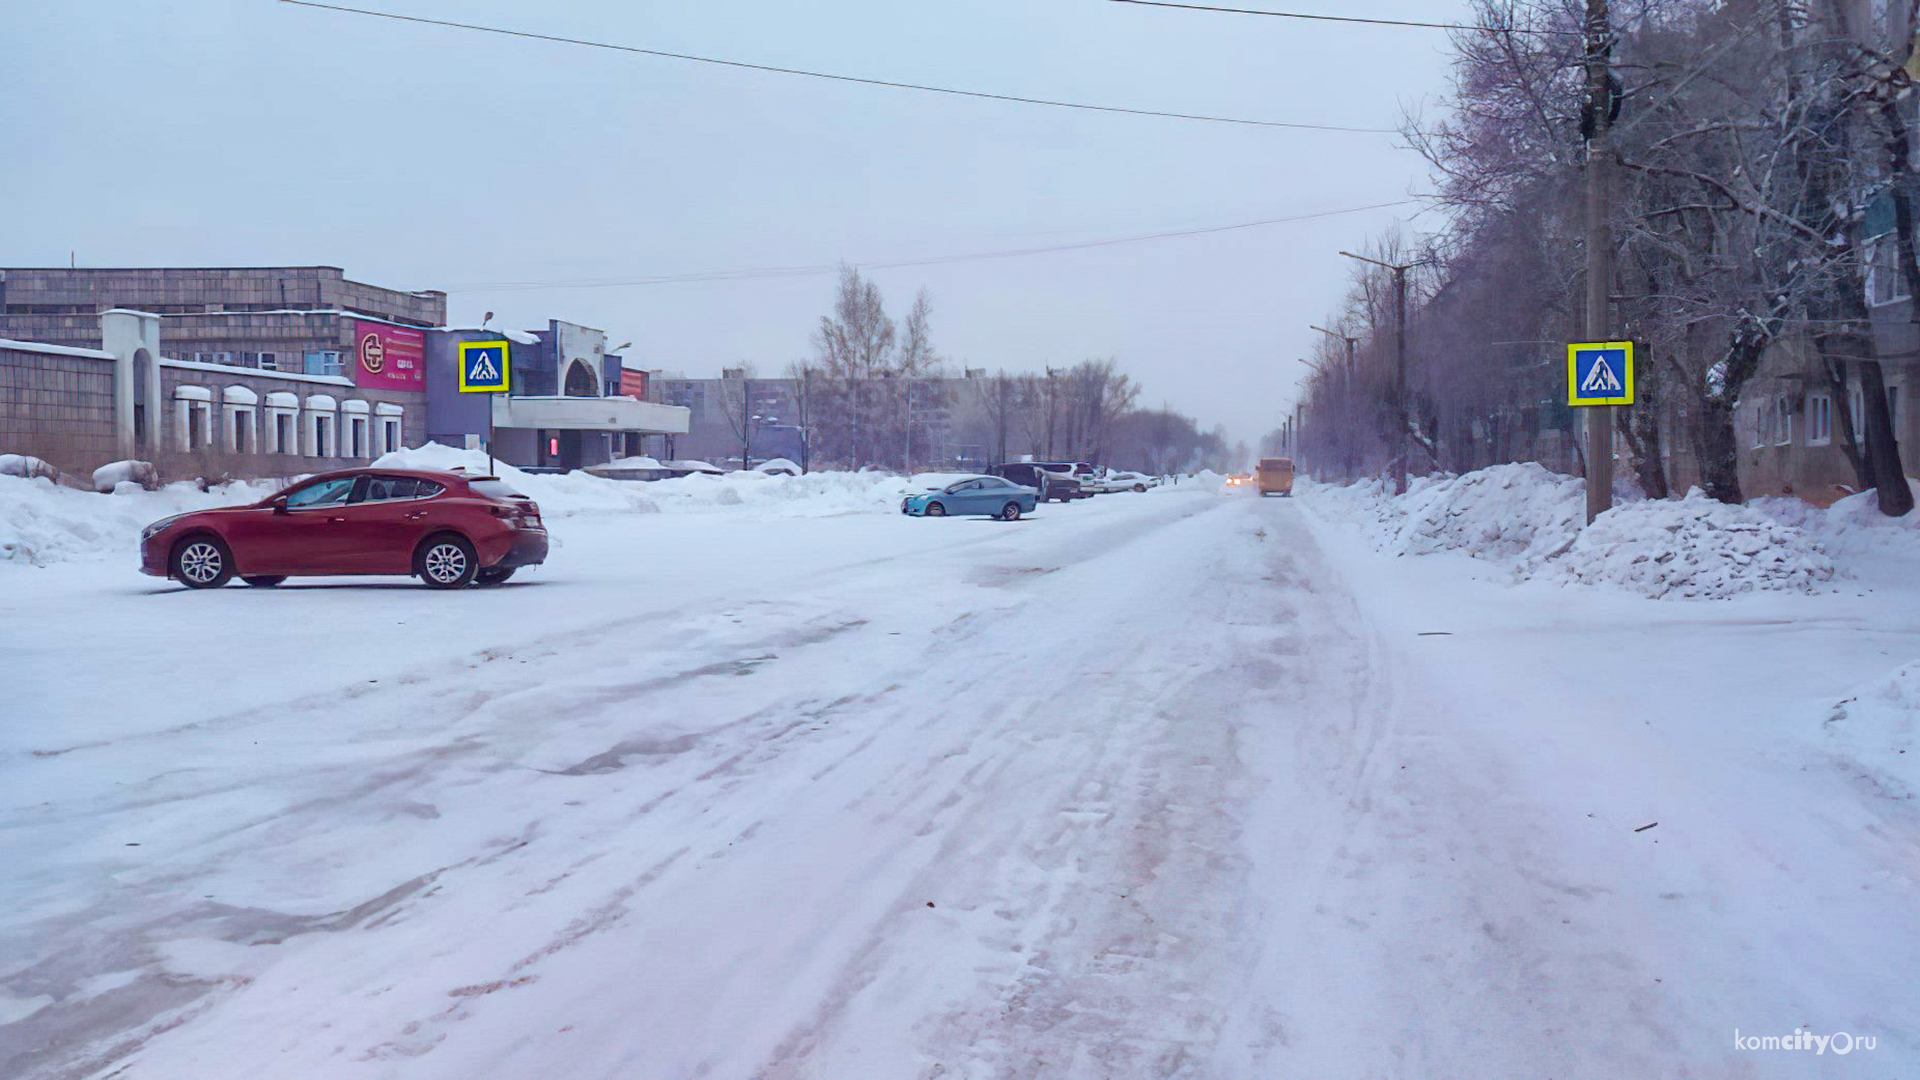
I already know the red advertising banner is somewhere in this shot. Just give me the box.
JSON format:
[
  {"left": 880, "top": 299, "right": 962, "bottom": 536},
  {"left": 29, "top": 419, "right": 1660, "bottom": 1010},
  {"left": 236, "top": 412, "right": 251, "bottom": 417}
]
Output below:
[
  {"left": 619, "top": 368, "right": 649, "bottom": 400},
  {"left": 353, "top": 320, "right": 426, "bottom": 390}
]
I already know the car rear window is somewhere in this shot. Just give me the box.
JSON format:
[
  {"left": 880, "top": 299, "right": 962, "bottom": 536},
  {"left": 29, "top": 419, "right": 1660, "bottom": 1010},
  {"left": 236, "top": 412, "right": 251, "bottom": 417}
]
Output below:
[{"left": 468, "top": 479, "right": 524, "bottom": 499}]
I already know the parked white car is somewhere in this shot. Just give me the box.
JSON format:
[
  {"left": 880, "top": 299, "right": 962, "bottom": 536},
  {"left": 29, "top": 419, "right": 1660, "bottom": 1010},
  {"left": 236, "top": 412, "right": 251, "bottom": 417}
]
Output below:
[{"left": 1086, "top": 470, "right": 1158, "bottom": 494}]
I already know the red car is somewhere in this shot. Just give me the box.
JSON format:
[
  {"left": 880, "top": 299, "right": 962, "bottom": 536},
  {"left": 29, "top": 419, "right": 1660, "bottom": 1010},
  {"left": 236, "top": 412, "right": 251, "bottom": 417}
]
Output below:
[{"left": 140, "top": 468, "right": 547, "bottom": 589}]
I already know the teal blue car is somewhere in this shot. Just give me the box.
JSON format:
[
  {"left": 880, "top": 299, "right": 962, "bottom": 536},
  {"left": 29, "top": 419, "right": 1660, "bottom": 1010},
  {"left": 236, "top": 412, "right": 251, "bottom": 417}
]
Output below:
[{"left": 901, "top": 475, "right": 1038, "bottom": 520}]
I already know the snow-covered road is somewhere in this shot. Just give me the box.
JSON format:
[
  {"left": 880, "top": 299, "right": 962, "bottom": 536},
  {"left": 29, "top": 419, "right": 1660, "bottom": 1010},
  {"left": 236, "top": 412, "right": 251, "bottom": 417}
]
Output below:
[{"left": 4, "top": 485, "right": 1915, "bottom": 1078}]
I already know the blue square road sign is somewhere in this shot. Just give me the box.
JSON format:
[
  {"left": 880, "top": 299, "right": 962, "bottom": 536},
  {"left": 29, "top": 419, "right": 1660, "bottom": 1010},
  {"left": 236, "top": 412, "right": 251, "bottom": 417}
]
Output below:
[{"left": 1567, "top": 341, "right": 1634, "bottom": 406}]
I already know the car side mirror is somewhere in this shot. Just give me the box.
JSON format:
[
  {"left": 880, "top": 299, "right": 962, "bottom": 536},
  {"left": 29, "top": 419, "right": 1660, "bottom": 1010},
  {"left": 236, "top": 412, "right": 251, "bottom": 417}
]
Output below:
[{"left": 271, "top": 497, "right": 289, "bottom": 515}]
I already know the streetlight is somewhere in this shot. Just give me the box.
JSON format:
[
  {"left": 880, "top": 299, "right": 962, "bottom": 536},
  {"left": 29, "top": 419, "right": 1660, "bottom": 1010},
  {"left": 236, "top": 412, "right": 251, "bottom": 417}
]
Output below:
[
  {"left": 1339, "top": 251, "right": 1422, "bottom": 495},
  {"left": 1311, "top": 324, "right": 1358, "bottom": 479}
]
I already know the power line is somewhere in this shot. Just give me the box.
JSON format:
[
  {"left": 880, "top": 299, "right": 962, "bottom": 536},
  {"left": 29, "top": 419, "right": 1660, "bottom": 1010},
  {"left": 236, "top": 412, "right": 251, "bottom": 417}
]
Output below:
[
  {"left": 277, "top": 0, "right": 1396, "bottom": 133},
  {"left": 444, "top": 198, "right": 1421, "bottom": 292},
  {"left": 1105, "top": 0, "right": 1581, "bottom": 36}
]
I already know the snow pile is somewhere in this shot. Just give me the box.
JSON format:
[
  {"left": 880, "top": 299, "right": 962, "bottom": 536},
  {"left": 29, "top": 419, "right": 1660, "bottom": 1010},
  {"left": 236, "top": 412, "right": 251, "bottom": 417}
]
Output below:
[
  {"left": 0, "top": 454, "right": 57, "bottom": 481},
  {"left": 1305, "top": 465, "right": 1839, "bottom": 599},
  {"left": 903, "top": 472, "right": 980, "bottom": 492},
  {"left": 92, "top": 460, "right": 158, "bottom": 492},
  {"left": 374, "top": 444, "right": 906, "bottom": 519},
  {"left": 1540, "top": 489, "right": 1835, "bottom": 598},
  {"left": 1754, "top": 480, "right": 1920, "bottom": 564},
  {"left": 1384, "top": 463, "right": 1583, "bottom": 563},
  {"left": 0, "top": 474, "right": 272, "bottom": 567},
  {"left": 1823, "top": 660, "right": 1920, "bottom": 797}
]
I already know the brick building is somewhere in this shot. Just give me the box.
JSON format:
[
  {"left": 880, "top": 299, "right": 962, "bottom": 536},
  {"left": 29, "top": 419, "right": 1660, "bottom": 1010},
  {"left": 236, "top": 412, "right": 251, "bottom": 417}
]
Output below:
[{"left": 0, "top": 267, "right": 688, "bottom": 479}]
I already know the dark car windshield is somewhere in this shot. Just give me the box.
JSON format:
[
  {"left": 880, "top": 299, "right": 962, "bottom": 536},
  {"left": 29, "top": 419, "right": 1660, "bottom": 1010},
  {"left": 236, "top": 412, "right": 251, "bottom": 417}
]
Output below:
[{"left": 468, "top": 479, "right": 525, "bottom": 499}]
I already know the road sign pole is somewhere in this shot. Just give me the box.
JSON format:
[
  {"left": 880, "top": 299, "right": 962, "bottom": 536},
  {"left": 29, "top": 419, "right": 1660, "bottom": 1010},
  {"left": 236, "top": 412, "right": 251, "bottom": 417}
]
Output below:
[
  {"left": 1584, "top": 0, "right": 1614, "bottom": 524},
  {"left": 487, "top": 392, "right": 496, "bottom": 476}
]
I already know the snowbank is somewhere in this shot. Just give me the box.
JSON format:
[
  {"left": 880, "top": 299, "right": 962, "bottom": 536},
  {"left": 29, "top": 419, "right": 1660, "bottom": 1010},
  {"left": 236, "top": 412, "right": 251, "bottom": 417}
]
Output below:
[
  {"left": 1303, "top": 464, "right": 1841, "bottom": 599},
  {"left": 0, "top": 474, "right": 273, "bottom": 568},
  {"left": 1386, "top": 463, "right": 1584, "bottom": 563},
  {"left": 1823, "top": 660, "right": 1920, "bottom": 798},
  {"left": 372, "top": 444, "right": 906, "bottom": 519},
  {"left": 1753, "top": 479, "right": 1920, "bottom": 563},
  {"left": 1540, "top": 490, "right": 1835, "bottom": 599}
]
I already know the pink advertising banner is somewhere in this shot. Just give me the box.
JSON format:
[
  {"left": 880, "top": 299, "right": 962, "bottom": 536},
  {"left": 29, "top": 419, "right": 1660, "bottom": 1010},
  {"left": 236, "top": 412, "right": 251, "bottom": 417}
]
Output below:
[{"left": 352, "top": 320, "right": 426, "bottom": 390}]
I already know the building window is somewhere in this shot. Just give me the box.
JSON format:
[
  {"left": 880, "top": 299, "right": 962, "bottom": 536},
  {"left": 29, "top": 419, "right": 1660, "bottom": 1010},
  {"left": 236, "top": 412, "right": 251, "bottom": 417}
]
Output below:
[
  {"left": 1774, "top": 394, "right": 1792, "bottom": 446},
  {"left": 264, "top": 394, "right": 298, "bottom": 454},
  {"left": 1850, "top": 387, "right": 1864, "bottom": 439},
  {"left": 348, "top": 416, "right": 368, "bottom": 458},
  {"left": 1891, "top": 383, "right": 1904, "bottom": 433},
  {"left": 229, "top": 407, "right": 255, "bottom": 453},
  {"left": 184, "top": 401, "right": 210, "bottom": 450},
  {"left": 309, "top": 414, "right": 334, "bottom": 457},
  {"left": 381, "top": 417, "right": 402, "bottom": 454},
  {"left": 304, "top": 351, "right": 344, "bottom": 377},
  {"left": 174, "top": 389, "right": 214, "bottom": 451},
  {"left": 1807, "top": 393, "right": 1832, "bottom": 446},
  {"left": 1869, "top": 234, "right": 1909, "bottom": 306},
  {"left": 1753, "top": 398, "right": 1771, "bottom": 448},
  {"left": 259, "top": 351, "right": 279, "bottom": 371}
]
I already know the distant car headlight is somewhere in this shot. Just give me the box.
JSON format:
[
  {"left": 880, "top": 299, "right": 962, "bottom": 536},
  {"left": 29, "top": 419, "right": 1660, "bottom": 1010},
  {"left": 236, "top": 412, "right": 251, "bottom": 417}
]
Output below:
[{"left": 141, "top": 514, "right": 186, "bottom": 540}]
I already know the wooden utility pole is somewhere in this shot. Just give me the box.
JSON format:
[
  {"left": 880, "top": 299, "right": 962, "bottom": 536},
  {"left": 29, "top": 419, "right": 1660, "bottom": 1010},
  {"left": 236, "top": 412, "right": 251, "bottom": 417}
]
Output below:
[{"left": 1583, "top": 0, "right": 1615, "bottom": 523}]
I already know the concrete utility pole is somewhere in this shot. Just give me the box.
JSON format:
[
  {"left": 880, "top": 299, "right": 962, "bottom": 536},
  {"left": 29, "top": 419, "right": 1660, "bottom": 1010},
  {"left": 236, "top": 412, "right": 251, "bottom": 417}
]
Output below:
[
  {"left": 1296, "top": 357, "right": 1328, "bottom": 479},
  {"left": 1338, "top": 253, "right": 1416, "bottom": 494},
  {"left": 1583, "top": 0, "right": 1614, "bottom": 523}
]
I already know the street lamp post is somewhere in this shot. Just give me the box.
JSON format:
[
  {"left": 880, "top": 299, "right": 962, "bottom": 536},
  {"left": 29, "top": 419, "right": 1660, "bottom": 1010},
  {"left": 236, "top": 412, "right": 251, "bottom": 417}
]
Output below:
[
  {"left": 1310, "top": 323, "right": 1357, "bottom": 480},
  {"left": 1296, "top": 357, "right": 1328, "bottom": 479},
  {"left": 1339, "top": 251, "right": 1419, "bottom": 495}
]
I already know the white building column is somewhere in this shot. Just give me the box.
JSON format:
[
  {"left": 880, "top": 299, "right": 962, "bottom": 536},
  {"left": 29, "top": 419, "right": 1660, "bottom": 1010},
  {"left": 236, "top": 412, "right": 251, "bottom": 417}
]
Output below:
[{"left": 101, "top": 309, "right": 163, "bottom": 459}]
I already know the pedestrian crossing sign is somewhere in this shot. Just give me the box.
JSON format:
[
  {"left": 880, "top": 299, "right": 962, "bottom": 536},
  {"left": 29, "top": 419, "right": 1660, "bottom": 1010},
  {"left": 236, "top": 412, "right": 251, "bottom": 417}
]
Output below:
[
  {"left": 1567, "top": 341, "right": 1634, "bottom": 406},
  {"left": 458, "top": 340, "right": 511, "bottom": 394}
]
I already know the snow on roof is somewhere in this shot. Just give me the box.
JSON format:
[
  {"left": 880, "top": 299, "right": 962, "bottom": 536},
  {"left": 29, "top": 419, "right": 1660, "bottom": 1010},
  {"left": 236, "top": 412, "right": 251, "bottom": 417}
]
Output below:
[
  {"left": 597, "top": 456, "right": 666, "bottom": 470},
  {"left": 0, "top": 338, "right": 115, "bottom": 361},
  {"left": 755, "top": 458, "right": 802, "bottom": 474},
  {"left": 341, "top": 399, "right": 371, "bottom": 413},
  {"left": 173, "top": 385, "right": 213, "bottom": 401},
  {"left": 663, "top": 459, "right": 724, "bottom": 473},
  {"left": 160, "top": 357, "right": 352, "bottom": 386},
  {"left": 265, "top": 391, "right": 299, "bottom": 407},
  {"left": 222, "top": 385, "right": 259, "bottom": 405},
  {"left": 375, "top": 402, "right": 405, "bottom": 415},
  {"left": 305, "top": 394, "right": 337, "bottom": 409}
]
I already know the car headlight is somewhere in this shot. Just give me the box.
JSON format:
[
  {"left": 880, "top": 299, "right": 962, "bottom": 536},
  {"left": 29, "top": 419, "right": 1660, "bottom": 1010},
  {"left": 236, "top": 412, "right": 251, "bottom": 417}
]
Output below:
[{"left": 142, "top": 514, "right": 185, "bottom": 540}]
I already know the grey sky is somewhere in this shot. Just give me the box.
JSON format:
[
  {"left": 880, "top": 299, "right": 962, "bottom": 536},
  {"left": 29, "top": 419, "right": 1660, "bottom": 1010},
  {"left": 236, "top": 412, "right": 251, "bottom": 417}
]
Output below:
[{"left": 2, "top": 0, "right": 1467, "bottom": 448}]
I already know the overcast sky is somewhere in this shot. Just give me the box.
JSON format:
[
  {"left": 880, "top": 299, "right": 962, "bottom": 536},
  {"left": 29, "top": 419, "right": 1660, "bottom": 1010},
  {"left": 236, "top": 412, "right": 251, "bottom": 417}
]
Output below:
[{"left": 2, "top": 0, "right": 1469, "bottom": 447}]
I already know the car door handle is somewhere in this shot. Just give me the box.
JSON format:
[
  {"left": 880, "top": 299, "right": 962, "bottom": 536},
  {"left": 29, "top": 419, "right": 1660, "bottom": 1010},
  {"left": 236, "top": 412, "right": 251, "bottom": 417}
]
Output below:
[
  {"left": 328, "top": 516, "right": 348, "bottom": 523},
  {"left": 404, "top": 510, "right": 428, "bottom": 520}
]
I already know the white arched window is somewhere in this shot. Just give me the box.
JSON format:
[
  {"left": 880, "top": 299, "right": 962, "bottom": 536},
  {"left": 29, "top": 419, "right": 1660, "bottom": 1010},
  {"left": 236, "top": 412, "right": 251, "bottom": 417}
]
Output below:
[
  {"left": 265, "top": 391, "right": 300, "bottom": 455},
  {"left": 173, "top": 386, "right": 214, "bottom": 451},
  {"left": 376, "top": 401, "right": 404, "bottom": 455},
  {"left": 223, "top": 385, "right": 258, "bottom": 454},
  {"left": 304, "top": 394, "right": 338, "bottom": 457},
  {"left": 342, "top": 399, "right": 372, "bottom": 458}
]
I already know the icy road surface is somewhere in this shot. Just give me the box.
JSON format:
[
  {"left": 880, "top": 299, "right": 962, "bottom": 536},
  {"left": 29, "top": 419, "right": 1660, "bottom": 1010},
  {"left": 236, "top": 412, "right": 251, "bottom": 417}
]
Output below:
[{"left": 3, "top": 486, "right": 1916, "bottom": 1078}]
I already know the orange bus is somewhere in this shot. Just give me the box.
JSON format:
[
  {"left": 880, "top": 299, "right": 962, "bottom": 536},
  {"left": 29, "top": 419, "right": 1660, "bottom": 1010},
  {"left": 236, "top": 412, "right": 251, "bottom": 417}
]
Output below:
[{"left": 1256, "top": 457, "right": 1294, "bottom": 497}]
